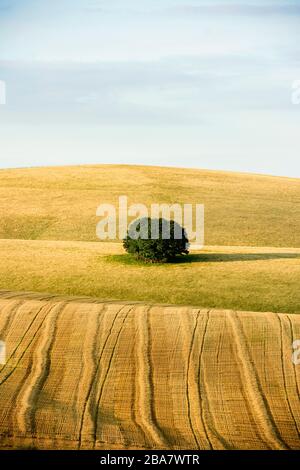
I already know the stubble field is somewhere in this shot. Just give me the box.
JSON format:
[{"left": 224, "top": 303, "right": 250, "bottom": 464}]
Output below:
[
  {"left": 0, "top": 293, "right": 299, "bottom": 450},
  {"left": 0, "top": 164, "right": 299, "bottom": 450}
]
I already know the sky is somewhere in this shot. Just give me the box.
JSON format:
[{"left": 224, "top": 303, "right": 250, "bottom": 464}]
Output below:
[{"left": 0, "top": 0, "right": 299, "bottom": 176}]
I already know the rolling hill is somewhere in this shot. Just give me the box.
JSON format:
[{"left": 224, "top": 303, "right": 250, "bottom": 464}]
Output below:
[
  {"left": 0, "top": 164, "right": 299, "bottom": 247},
  {"left": 0, "top": 165, "right": 299, "bottom": 450}
]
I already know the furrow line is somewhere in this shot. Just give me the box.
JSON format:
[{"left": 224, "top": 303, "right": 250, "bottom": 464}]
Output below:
[
  {"left": 181, "top": 309, "right": 209, "bottom": 449},
  {"left": 16, "top": 302, "right": 66, "bottom": 436},
  {"left": 287, "top": 315, "right": 300, "bottom": 402},
  {"left": 0, "top": 300, "right": 24, "bottom": 340},
  {"left": 199, "top": 311, "right": 229, "bottom": 449},
  {"left": 73, "top": 305, "right": 105, "bottom": 430},
  {"left": 134, "top": 306, "right": 168, "bottom": 448},
  {"left": 0, "top": 304, "right": 51, "bottom": 387},
  {"left": 196, "top": 311, "right": 213, "bottom": 450},
  {"left": 276, "top": 314, "right": 300, "bottom": 438},
  {"left": 228, "top": 311, "right": 288, "bottom": 450},
  {"left": 93, "top": 307, "right": 133, "bottom": 448},
  {"left": 0, "top": 303, "right": 47, "bottom": 380},
  {"left": 78, "top": 305, "right": 126, "bottom": 448}
]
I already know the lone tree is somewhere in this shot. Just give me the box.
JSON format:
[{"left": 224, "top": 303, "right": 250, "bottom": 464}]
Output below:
[{"left": 123, "top": 217, "right": 189, "bottom": 263}]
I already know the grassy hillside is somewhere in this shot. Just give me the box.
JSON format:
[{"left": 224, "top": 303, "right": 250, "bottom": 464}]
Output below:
[
  {"left": 0, "top": 239, "right": 299, "bottom": 313},
  {"left": 0, "top": 293, "right": 299, "bottom": 450},
  {"left": 0, "top": 165, "right": 299, "bottom": 247},
  {"left": 0, "top": 165, "right": 299, "bottom": 450}
]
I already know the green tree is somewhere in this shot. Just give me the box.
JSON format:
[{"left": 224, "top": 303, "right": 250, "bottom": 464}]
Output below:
[{"left": 123, "top": 217, "right": 189, "bottom": 263}]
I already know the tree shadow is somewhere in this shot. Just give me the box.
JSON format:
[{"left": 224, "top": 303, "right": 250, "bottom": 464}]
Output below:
[
  {"left": 171, "top": 252, "right": 300, "bottom": 264},
  {"left": 105, "top": 252, "right": 300, "bottom": 266}
]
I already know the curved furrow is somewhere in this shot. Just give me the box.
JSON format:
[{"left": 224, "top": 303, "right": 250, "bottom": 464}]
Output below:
[
  {"left": 103, "top": 306, "right": 140, "bottom": 449},
  {"left": 0, "top": 303, "right": 52, "bottom": 386},
  {"left": 287, "top": 315, "right": 300, "bottom": 402},
  {"left": 196, "top": 311, "right": 214, "bottom": 450},
  {"left": 78, "top": 305, "right": 127, "bottom": 447},
  {"left": 73, "top": 304, "right": 104, "bottom": 439},
  {"left": 227, "top": 312, "right": 273, "bottom": 450},
  {"left": 0, "top": 294, "right": 300, "bottom": 450},
  {"left": 183, "top": 310, "right": 201, "bottom": 449},
  {"left": 0, "top": 300, "right": 24, "bottom": 341},
  {"left": 198, "top": 311, "right": 230, "bottom": 450},
  {"left": 131, "top": 311, "right": 149, "bottom": 448},
  {"left": 93, "top": 306, "right": 133, "bottom": 448},
  {"left": 276, "top": 314, "right": 300, "bottom": 439},
  {"left": 147, "top": 307, "right": 180, "bottom": 448},
  {"left": 9, "top": 360, "right": 33, "bottom": 436},
  {"left": 0, "top": 302, "right": 55, "bottom": 440},
  {"left": 32, "top": 303, "right": 94, "bottom": 440},
  {"left": 134, "top": 305, "right": 169, "bottom": 448},
  {"left": 227, "top": 315, "right": 271, "bottom": 450},
  {"left": 181, "top": 309, "right": 212, "bottom": 449},
  {"left": 15, "top": 302, "right": 66, "bottom": 436},
  {"left": 228, "top": 311, "right": 288, "bottom": 450}
]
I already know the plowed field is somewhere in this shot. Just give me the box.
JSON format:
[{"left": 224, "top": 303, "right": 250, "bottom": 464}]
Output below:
[{"left": 0, "top": 292, "right": 299, "bottom": 450}]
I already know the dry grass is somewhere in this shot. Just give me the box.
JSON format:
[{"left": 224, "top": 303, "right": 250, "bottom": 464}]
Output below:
[
  {"left": 0, "top": 165, "right": 299, "bottom": 450},
  {"left": 0, "top": 293, "right": 299, "bottom": 450},
  {"left": 0, "top": 164, "right": 299, "bottom": 247},
  {"left": 0, "top": 239, "right": 299, "bottom": 314}
]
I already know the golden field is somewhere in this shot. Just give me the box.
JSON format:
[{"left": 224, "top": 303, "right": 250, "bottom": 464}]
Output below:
[
  {"left": 0, "top": 164, "right": 299, "bottom": 450},
  {"left": 0, "top": 164, "right": 299, "bottom": 247},
  {"left": 0, "top": 165, "right": 298, "bottom": 313},
  {"left": 0, "top": 293, "right": 299, "bottom": 450}
]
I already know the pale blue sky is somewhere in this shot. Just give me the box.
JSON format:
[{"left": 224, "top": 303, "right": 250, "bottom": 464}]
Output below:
[{"left": 0, "top": 0, "right": 299, "bottom": 176}]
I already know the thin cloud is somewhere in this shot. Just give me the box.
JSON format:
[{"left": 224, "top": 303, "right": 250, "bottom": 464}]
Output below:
[{"left": 165, "top": 3, "right": 300, "bottom": 17}]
